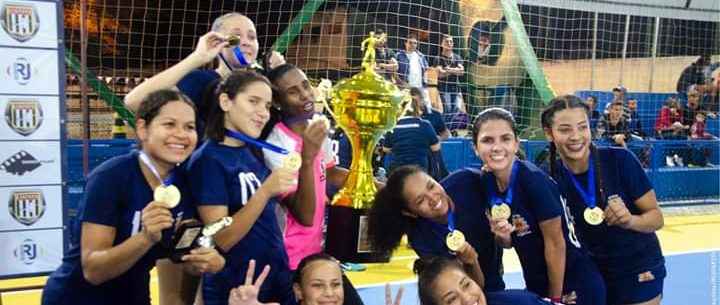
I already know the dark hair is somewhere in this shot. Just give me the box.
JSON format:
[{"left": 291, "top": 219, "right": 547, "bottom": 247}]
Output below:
[
  {"left": 471, "top": 107, "right": 516, "bottom": 145},
  {"left": 408, "top": 87, "right": 424, "bottom": 117},
  {"left": 136, "top": 89, "right": 196, "bottom": 125},
  {"left": 540, "top": 95, "right": 590, "bottom": 178},
  {"left": 261, "top": 63, "right": 303, "bottom": 139},
  {"left": 413, "top": 257, "right": 466, "bottom": 305},
  {"left": 367, "top": 165, "right": 425, "bottom": 255},
  {"left": 610, "top": 100, "right": 624, "bottom": 108},
  {"left": 204, "top": 70, "right": 272, "bottom": 141},
  {"left": 586, "top": 95, "right": 597, "bottom": 107},
  {"left": 407, "top": 32, "right": 419, "bottom": 41},
  {"left": 375, "top": 28, "right": 385, "bottom": 35},
  {"left": 293, "top": 253, "right": 341, "bottom": 285}
]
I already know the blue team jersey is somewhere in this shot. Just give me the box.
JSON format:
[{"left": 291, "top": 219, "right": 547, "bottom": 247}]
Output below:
[
  {"left": 421, "top": 107, "right": 448, "bottom": 136},
  {"left": 551, "top": 146, "right": 664, "bottom": 279},
  {"left": 480, "top": 160, "right": 593, "bottom": 296},
  {"left": 384, "top": 117, "right": 439, "bottom": 172},
  {"left": 186, "top": 140, "right": 292, "bottom": 305},
  {"left": 176, "top": 69, "right": 221, "bottom": 137},
  {"left": 42, "top": 151, "right": 192, "bottom": 305},
  {"left": 407, "top": 168, "right": 506, "bottom": 292}
]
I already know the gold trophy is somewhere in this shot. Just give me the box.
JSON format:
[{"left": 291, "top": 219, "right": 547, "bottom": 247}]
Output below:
[{"left": 324, "top": 32, "right": 409, "bottom": 262}]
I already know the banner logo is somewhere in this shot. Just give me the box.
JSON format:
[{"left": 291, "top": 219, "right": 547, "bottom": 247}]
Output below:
[
  {"left": 5, "top": 99, "right": 43, "bottom": 136},
  {"left": 8, "top": 190, "right": 45, "bottom": 226},
  {"left": 1, "top": 3, "right": 39, "bottom": 42},
  {"left": 1, "top": 150, "right": 50, "bottom": 176},
  {"left": 13, "top": 238, "right": 39, "bottom": 265}
]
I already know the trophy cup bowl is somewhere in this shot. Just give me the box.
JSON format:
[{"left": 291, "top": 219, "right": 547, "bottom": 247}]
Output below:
[{"left": 324, "top": 32, "right": 409, "bottom": 263}]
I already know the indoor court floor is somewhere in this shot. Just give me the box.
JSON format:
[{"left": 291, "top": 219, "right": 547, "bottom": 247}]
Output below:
[{"left": 1, "top": 213, "right": 718, "bottom": 305}]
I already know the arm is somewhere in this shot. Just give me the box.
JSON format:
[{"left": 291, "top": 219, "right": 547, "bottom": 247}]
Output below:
[
  {"left": 456, "top": 242, "right": 485, "bottom": 288},
  {"left": 124, "top": 32, "right": 228, "bottom": 112},
  {"left": 538, "top": 217, "right": 566, "bottom": 299},
  {"left": 283, "top": 122, "right": 328, "bottom": 226},
  {"left": 81, "top": 201, "right": 172, "bottom": 285},
  {"left": 438, "top": 129, "right": 450, "bottom": 141},
  {"left": 197, "top": 168, "right": 296, "bottom": 252},
  {"left": 157, "top": 259, "right": 200, "bottom": 305}
]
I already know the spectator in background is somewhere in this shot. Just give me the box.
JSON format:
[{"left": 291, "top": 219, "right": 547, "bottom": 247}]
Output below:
[
  {"left": 374, "top": 28, "right": 399, "bottom": 82},
  {"left": 677, "top": 55, "right": 712, "bottom": 95},
  {"left": 626, "top": 98, "right": 644, "bottom": 139},
  {"left": 585, "top": 96, "right": 601, "bottom": 136},
  {"left": 690, "top": 112, "right": 715, "bottom": 139},
  {"left": 597, "top": 101, "right": 631, "bottom": 147},
  {"left": 436, "top": 34, "right": 466, "bottom": 128},
  {"left": 655, "top": 98, "right": 686, "bottom": 139},
  {"left": 683, "top": 87, "right": 717, "bottom": 128},
  {"left": 382, "top": 87, "right": 441, "bottom": 174},
  {"left": 396, "top": 33, "right": 429, "bottom": 90},
  {"left": 612, "top": 85, "right": 627, "bottom": 102}
]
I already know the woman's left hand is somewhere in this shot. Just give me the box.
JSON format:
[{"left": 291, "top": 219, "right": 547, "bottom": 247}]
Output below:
[
  {"left": 604, "top": 196, "right": 634, "bottom": 229},
  {"left": 182, "top": 247, "right": 226, "bottom": 274}
]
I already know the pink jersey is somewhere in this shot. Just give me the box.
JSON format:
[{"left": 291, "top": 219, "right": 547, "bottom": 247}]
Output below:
[{"left": 263, "top": 122, "right": 337, "bottom": 269}]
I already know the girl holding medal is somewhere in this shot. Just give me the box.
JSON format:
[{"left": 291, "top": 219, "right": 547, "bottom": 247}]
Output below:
[
  {"left": 475, "top": 108, "right": 605, "bottom": 305},
  {"left": 42, "top": 90, "right": 225, "bottom": 305},
  {"left": 368, "top": 165, "right": 549, "bottom": 305},
  {"left": 541, "top": 95, "right": 665, "bottom": 305},
  {"left": 187, "top": 70, "right": 300, "bottom": 305}
]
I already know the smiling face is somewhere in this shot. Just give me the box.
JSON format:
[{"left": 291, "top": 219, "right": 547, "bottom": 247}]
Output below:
[
  {"left": 136, "top": 100, "right": 197, "bottom": 169},
  {"left": 218, "top": 15, "right": 259, "bottom": 68},
  {"left": 220, "top": 81, "right": 272, "bottom": 138},
  {"left": 401, "top": 171, "right": 452, "bottom": 221},
  {"left": 544, "top": 107, "right": 592, "bottom": 166},
  {"left": 274, "top": 68, "right": 316, "bottom": 117},
  {"left": 473, "top": 119, "right": 518, "bottom": 173},
  {"left": 293, "top": 260, "right": 344, "bottom": 305},
  {"left": 432, "top": 267, "right": 487, "bottom": 305}
]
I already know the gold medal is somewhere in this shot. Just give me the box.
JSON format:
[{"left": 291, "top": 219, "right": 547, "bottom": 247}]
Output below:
[
  {"left": 583, "top": 207, "right": 604, "bottom": 225},
  {"left": 154, "top": 184, "right": 181, "bottom": 208},
  {"left": 491, "top": 203, "right": 511, "bottom": 220},
  {"left": 445, "top": 230, "right": 465, "bottom": 252},
  {"left": 282, "top": 151, "right": 302, "bottom": 171}
]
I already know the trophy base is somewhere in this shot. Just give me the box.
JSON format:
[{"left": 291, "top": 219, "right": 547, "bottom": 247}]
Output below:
[{"left": 325, "top": 205, "right": 390, "bottom": 264}]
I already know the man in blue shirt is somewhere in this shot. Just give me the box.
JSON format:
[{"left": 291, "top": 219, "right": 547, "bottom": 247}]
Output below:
[{"left": 396, "top": 33, "right": 428, "bottom": 90}]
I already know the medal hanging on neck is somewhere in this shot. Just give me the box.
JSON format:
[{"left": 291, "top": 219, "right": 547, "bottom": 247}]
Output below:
[
  {"left": 564, "top": 155, "right": 604, "bottom": 225},
  {"left": 489, "top": 160, "right": 518, "bottom": 220},
  {"left": 224, "top": 129, "right": 302, "bottom": 171},
  {"left": 444, "top": 209, "right": 465, "bottom": 252},
  {"left": 139, "top": 151, "right": 181, "bottom": 209}
]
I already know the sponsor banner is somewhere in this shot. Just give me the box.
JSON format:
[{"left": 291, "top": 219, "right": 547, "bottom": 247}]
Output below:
[
  {"left": 0, "top": 229, "right": 62, "bottom": 276},
  {"left": 0, "top": 95, "right": 59, "bottom": 140},
  {"left": 0, "top": 48, "right": 59, "bottom": 95},
  {"left": 0, "top": 141, "right": 60, "bottom": 185},
  {"left": 0, "top": 0, "right": 57, "bottom": 48},
  {"left": 0, "top": 184, "right": 62, "bottom": 230}
]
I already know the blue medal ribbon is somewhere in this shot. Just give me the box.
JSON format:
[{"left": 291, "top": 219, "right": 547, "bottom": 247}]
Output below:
[
  {"left": 563, "top": 155, "right": 596, "bottom": 209},
  {"left": 232, "top": 47, "right": 250, "bottom": 66},
  {"left": 488, "top": 160, "right": 519, "bottom": 207},
  {"left": 224, "top": 129, "right": 289, "bottom": 155},
  {"left": 446, "top": 209, "right": 456, "bottom": 233},
  {"left": 138, "top": 151, "right": 175, "bottom": 186}
]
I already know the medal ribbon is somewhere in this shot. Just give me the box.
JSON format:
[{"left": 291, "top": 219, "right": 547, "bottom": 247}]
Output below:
[
  {"left": 563, "top": 155, "right": 597, "bottom": 209},
  {"left": 225, "top": 129, "right": 289, "bottom": 155},
  {"left": 138, "top": 151, "right": 174, "bottom": 186},
  {"left": 446, "top": 209, "right": 456, "bottom": 234},
  {"left": 488, "top": 160, "right": 519, "bottom": 207}
]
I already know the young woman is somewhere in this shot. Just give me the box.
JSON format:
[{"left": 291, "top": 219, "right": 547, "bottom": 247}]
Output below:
[
  {"left": 228, "top": 254, "right": 404, "bottom": 305},
  {"left": 42, "top": 90, "right": 225, "bottom": 305},
  {"left": 367, "top": 165, "right": 548, "bottom": 305},
  {"left": 474, "top": 107, "right": 605, "bottom": 305},
  {"left": 541, "top": 95, "right": 665, "bottom": 305},
  {"left": 186, "top": 71, "right": 298, "bottom": 305}
]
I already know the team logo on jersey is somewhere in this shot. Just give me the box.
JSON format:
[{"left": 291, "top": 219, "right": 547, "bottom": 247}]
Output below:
[
  {"left": 1, "top": 3, "right": 39, "bottom": 42},
  {"left": 5, "top": 99, "right": 43, "bottom": 136},
  {"left": 0, "top": 150, "right": 50, "bottom": 176},
  {"left": 8, "top": 190, "right": 45, "bottom": 226},
  {"left": 13, "top": 238, "right": 39, "bottom": 265},
  {"left": 6, "top": 57, "right": 34, "bottom": 85},
  {"left": 511, "top": 214, "right": 532, "bottom": 237}
]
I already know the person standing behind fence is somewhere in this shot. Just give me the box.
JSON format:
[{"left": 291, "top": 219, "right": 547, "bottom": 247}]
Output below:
[
  {"left": 124, "top": 13, "right": 284, "bottom": 137},
  {"left": 397, "top": 33, "right": 428, "bottom": 91},
  {"left": 436, "top": 34, "right": 466, "bottom": 128},
  {"left": 41, "top": 90, "right": 225, "bottom": 305},
  {"left": 542, "top": 95, "right": 665, "bottom": 305}
]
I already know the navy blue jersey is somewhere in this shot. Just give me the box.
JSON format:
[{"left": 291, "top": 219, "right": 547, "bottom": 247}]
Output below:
[
  {"left": 176, "top": 69, "right": 221, "bottom": 137},
  {"left": 421, "top": 107, "right": 448, "bottom": 136},
  {"left": 551, "top": 146, "right": 664, "bottom": 279},
  {"left": 186, "top": 140, "right": 292, "bottom": 305},
  {"left": 42, "top": 151, "right": 192, "bottom": 305},
  {"left": 407, "top": 168, "right": 506, "bottom": 292},
  {"left": 384, "top": 117, "right": 438, "bottom": 172},
  {"left": 481, "top": 160, "right": 589, "bottom": 296}
]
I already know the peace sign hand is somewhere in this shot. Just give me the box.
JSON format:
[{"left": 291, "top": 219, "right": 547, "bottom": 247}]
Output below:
[
  {"left": 385, "top": 283, "right": 404, "bottom": 305},
  {"left": 229, "top": 260, "right": 279, "bottom": 305}
]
